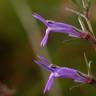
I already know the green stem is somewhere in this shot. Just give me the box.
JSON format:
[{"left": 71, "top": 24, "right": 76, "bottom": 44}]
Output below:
[{"left": 78, "top": 16, "right": 87, "bottom": 32}]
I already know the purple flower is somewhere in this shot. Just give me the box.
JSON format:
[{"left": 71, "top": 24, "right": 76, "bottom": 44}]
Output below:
[
  {"left": 34, "top": 56, "right": 91, "bottom": 93},
  {"left": 32, "top": 13, "right": 84, "bottom": 47}
]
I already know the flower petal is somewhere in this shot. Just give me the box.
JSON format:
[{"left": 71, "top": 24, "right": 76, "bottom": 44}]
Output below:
[
  {"left": 37, "top": 55, "right": 50, "bottom": 66},
  {"left": 34, "top": 56, "right": 55, "bottom": 72},
  {"left": 40, "top": 28, "right": 51, "bottom": 47},
  {"left": 32, "top": 13, "right": 48, "bottom": 26},
  {"left": 74, "top": 71, "right": 88, "bottom": 83},
  {"left": 44, "top": 73, "right": 55, "bottom": 93},
  {"left": 55, "top": 67, "right": 77, "bottom": 78}
]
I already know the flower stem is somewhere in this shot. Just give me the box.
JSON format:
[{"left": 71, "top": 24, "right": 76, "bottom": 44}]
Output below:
[{"left": 80, "top": 32, "right": 96, "bottom": 49}]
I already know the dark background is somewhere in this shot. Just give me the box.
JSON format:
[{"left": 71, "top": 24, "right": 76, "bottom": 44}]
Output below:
[{"left": 0, "top": 0, "right": 96, "bottom": 96}]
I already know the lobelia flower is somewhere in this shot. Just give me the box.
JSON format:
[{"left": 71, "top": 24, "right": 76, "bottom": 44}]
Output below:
[
  {"left": 34, "top": 55, "right": 96, "bottom": 93},
  {"left": 32, "top": 13, "right": 88, "bottom": 47}
]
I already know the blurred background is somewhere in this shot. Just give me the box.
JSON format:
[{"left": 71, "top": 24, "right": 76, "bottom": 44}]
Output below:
[{"left": 0, "top": 0, "right": 96, "bottom": 96}]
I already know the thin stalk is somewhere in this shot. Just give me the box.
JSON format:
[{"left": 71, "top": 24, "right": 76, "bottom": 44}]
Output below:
[
  {"left": 81, "top": 0, "right": 89, "bottom": 18},
  {"left": 84, "top": 52, "right": 91, "bottom": 76},
  {"left": 65, "top": 8, "right": 95, "bottom": 37},
  {"left": 78, "top": 16, "right": 87, "bottom": 32}
]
